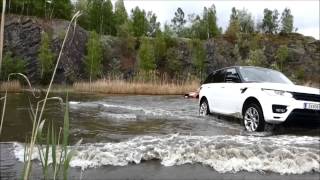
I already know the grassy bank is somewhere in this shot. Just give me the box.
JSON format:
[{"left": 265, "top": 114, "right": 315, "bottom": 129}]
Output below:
[{"left": 73, "top": 79, "right": 200, "bottom": 95}]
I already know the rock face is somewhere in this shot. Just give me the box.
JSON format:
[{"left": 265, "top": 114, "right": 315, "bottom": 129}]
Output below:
[
  {"left": 3, "top": 15, "right": 320, "bottom": 83},
  {"left": 4, "top": 15, "right": 88, "bottom": 83}
]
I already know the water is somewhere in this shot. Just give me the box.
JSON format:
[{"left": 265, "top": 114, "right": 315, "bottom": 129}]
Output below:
[{"left": 0, "top": 93, "right": 319, "bottom": 179}]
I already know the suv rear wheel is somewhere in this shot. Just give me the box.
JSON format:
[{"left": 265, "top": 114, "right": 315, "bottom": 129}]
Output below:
[
  {"left": 243, "top": 103, "right": 265, "bottom": 132},
  {"left": 199, "top": 99, "right": 209, "bottom": 116}
]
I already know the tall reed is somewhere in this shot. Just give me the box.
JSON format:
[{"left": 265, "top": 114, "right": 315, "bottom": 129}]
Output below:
[{"left": 22, "top": 11, "right": 82, "bottom": 180}]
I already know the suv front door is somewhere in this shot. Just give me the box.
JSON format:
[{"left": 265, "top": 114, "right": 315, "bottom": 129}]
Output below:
[{"left": 219, "top": 68, "right": 243, "bottom": 115}]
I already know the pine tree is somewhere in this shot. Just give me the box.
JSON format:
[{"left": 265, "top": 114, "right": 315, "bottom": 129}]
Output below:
[
  {"left": 171, "top": 7, "right": 186, "bottom": 37},
  {"left": 101, "top": 0, "right": 116, "bottom": 35},
  {"left": 130, "top": 7, "right": 148, "bottom": 37},
  {"left": 280, "top": 8, "right": 294, "bottom": 34},
  {"left": 85, "top": 31, "right": 103, "bottom": 82},
  {"left": 262, "top": 8, "right": 279, "bottom": 34},
  {"left": 114, "top": 0, "right": 128, "bottom": 32},
  {"left": 206, "top": 4, "right": 219, "bottom": 38}
]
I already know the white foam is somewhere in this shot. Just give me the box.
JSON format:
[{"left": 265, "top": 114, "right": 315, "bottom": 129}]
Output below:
[
  {"left": 13, "top": 135, "right": 320, "bottom": 174},
  {"left": 98, "top": 112, "right": 137, "bottom": 121}
]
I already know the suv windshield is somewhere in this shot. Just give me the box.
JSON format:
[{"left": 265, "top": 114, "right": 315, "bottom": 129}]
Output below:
[{"left": 238, "top": 67, "right": 293, "bottom": 84}]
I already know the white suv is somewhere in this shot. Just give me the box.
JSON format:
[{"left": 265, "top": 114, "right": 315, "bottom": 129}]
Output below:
[{"left": 199, "top": 66, "right": 320, "bottom": 132}]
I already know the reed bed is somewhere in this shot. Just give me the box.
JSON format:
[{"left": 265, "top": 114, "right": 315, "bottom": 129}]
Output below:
[
  {"left": 0, "top": 80, "right": 22, "bottom": 92},
  {"left": 73, "top": 79, "right": 200, "bottom": 95}
]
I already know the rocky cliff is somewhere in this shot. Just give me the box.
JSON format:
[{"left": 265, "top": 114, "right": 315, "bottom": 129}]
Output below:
[{"left": 2, "top": 15, "right": 320, "bottom": 83}]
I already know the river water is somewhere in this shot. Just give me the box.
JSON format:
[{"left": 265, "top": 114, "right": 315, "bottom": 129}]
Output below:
[{"left": 0, "top": 93, "right": 319, "bottom": 179}]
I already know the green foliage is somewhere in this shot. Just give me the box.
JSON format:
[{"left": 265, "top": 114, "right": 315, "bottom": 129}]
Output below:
[
  {"left": 101, "top": 0, "right": 116, "bottom": 35},
  {"left": 130, "top": 7, "right": 148, "bottom": 37},
  {"left": 114, "top": 0, "right": 128, "bottom": 28},
  {"left": 138, "top": 38, "right": 156, "bottom": 72},
  {"left": 88, "top": 0, "right": 103, "bottom": 34},
  {"left": 118, "top": 22, "right": 136, "bottom": 56},
  {"left": 3, "top": 0, "right": 72, "bottom": 19},
  {"left": 1, "top": 52, "right": 26, "bottom": 80},
  {"left": 154, "top": 32, "right": 167, "bottom": 68},
  {"left": 275, "top": 45, "right": 289, "bottom": 71},
  {"left": 262, "top": 8, "right": 279, "bottom": 34},
  {"left": 74, "top": 0, "right": 90, "bottom": 29},
  {"left": 192, "top": 39, "right": 206, "bottom": 78},
  {"left": 245, "top": 49, "right": 266, "bottom": 66},
  {"left": 280, "top": 8, "right": 294, "bottom": 34},
  {"left": 225, "top": 7, "right": 241, "bottom": 40},
  {"left": 85, "top": 31, "right": 103, "bottom": 81},
  {"left": 166, "top": 48, "right": 182, "bottom": 76},
  {"left": 51, "top": 0, "right": 73, "bottom": 20},
  {"left": 38, "top": 32, "right": 55, "bottom": 83},
  {"left": 206, "top": 5, "right": 220, "bottom": 38}
]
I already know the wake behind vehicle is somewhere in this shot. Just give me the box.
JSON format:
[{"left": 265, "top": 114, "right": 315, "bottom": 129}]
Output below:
[{"left": 199, "top": 66, "right": 320, "bottom": 132}]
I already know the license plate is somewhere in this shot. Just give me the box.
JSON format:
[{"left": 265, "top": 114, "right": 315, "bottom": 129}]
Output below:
[{"left": 304, "top": 103, "right": 320, "bottom": 110}]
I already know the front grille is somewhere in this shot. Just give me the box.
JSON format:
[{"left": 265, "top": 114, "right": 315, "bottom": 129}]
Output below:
[
  {"left": 292, "top": 92, "right": 320, "bottom": 102},
  {"left": 286, "top": 109, "right": 320, "bottom": 121}
]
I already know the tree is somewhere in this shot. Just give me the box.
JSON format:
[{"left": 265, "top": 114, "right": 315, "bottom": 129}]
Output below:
[
  {"left": 85, "top": 31, "right": 103, "bottom": 82},
  {"left": 130, "top": 7, "right": 148, "bottom": 37},
  {"left": 88, "top": 0, "right": 103, "bottom": 34},
  {"left": 138, "top": 38, "right": 156, "bottom": 72},
  {"left": 262, "top": 8, "right": 279, "bottom": 34},
  {"left": 114, "top": 0, "right": 128, "bottom": 30},
  {"left": 206, "top": 4, "right": 220, "bottom": 38},
  {"left": 101, "top": 0, "right": 116, "bottom": 35},
  {"left": 171, "top": 7, "right": 186, "bottom": 37},
  {"left": 237, "top": 9, "right": 254, "bottom": 34},
  {"left": 280, "top": 8, "right": 294, "bottom": 34},
  {"left": 275, "top": 45, "right": 288, "bottom": 71},
  {"left": 146, "top": 11, "right": 160, "bottom": 37},
  {"left": 51, "top": 0, "right": 73, "bottom": 19},
  {"left": 225, "top": 7, "right": 241, "bottom": 40},
  {"left": 38, "top": 32, "right": 55, "bottom": 82},
  {"left": 75, "top": 0, "right": 90, "bottom": 29}
]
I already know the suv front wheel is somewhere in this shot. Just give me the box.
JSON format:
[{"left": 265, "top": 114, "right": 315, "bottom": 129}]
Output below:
[{"left": 243, "top": 103, "right": 265, "bottom": 132}]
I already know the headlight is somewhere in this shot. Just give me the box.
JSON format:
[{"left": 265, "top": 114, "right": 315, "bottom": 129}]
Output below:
[{"left": 262, "top": 89, "right": 293, "bottom": 98}]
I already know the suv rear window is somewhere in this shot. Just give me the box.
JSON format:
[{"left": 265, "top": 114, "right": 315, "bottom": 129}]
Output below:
[{"left": 203, "top": 69, "right": 226, "bottom": 84}]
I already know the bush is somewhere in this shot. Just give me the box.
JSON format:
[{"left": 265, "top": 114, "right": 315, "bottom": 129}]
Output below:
[{"left": 1, "top": 52, "right": 26, "bottom": 80}]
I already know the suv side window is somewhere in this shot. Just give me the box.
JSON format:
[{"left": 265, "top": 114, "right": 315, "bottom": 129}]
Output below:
[
  {"left": 212, "top": 69, "right": 226, "bottom": 83},
  {"left": 225, "top": 68, "right": 241, "bottom": 83}
]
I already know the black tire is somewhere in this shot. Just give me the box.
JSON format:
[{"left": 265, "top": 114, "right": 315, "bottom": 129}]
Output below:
[
  {"left": 243, "top": 103, "right": 265, "bottom": 132},
  {"left": 199, "top": 99, "right": 210, "bottom": 116}
]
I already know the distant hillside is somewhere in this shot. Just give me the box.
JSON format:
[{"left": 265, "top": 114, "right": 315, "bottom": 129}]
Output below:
[{"left": 2, "top": 15, "right": 319, "bottom": 84}]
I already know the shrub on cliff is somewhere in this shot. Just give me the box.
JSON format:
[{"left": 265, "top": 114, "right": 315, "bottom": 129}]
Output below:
[{"left": 84, "top": 31, "right": 103, "bottom": 82}]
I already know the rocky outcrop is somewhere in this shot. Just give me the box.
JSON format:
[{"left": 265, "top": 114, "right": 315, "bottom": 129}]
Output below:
[{"left": 4, "top": 15, "right": 88, "bottom": 83}]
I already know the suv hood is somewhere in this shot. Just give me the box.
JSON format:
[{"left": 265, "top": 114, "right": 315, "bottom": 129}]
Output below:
[{"left": 246, "top": 83, "right": 320, "bottom": 95}]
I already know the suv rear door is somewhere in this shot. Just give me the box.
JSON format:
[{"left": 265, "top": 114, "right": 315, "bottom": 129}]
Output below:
[{"left": 205, "top": 69, "right": 226, "bottom": 113}]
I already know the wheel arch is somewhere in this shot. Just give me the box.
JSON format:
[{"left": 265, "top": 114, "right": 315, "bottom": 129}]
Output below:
[{"left": 242, "top": 97, "right": 263, "bottom": 116}]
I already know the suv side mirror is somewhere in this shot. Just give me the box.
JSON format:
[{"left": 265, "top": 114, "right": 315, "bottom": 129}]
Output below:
[{"left": 225, "top": 74, "right": 240, "bottom": 83}]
